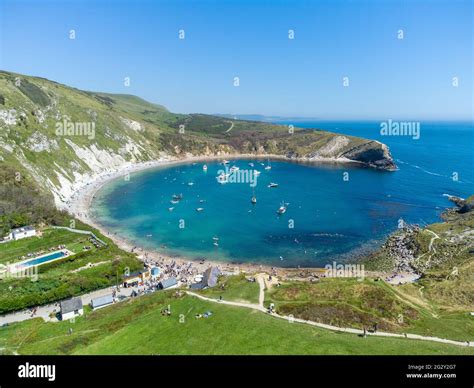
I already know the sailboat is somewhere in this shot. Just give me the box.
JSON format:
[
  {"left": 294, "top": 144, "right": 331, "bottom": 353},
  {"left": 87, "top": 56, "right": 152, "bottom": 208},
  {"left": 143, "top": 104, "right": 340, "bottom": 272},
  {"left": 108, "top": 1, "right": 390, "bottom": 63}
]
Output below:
[
  {"left": 202, "top": 164, "right": 208, "bottom": 171},
  {"left": 264, "top": 158, "right": 272, "bottom": 170},
  {"left": 251, "top": 188, "right": 257, "bottom": 204}
]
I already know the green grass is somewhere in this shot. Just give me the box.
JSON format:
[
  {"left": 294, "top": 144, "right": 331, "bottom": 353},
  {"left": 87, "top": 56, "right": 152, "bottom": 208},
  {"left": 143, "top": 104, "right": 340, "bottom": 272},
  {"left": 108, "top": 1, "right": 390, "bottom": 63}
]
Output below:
[
  {"left": 198, "top": 274, "right": 260, "bottom": 304},
  {"left": 265, "top": 278, "right": 474, "bottom": 343},
  {"left": 0, "top": 226, "right": 142, "bottom": 314},
  {"left": 1, "top": 291, "right": 472, "bottom": 355},
  {"left": 0, "top": 228, "right": 93, "bottom": 264}
]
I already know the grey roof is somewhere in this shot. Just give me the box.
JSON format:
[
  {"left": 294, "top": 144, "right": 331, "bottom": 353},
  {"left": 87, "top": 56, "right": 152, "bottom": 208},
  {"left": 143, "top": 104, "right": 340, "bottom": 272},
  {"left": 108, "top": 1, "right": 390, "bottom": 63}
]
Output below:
[
  {"left": 123, "top": 269, "right": 147, "bottom": 280},
  {"left": 160, "top": 277, "right": 178, "bottom": 289},
  {"left": 91, "top": 294, "right": 114, "bottom": 309},
  {"left": 60, "top": 297, "right": 83, "bottom": 314},
  {"left": 11, "top": 226, "right": 35, "bottom": 233},
  {"left": 202, "top": 267, "right": 221, "bottom": 288},
  {"left": 189, "top": 282, "right": 205, "bottom": 290}
]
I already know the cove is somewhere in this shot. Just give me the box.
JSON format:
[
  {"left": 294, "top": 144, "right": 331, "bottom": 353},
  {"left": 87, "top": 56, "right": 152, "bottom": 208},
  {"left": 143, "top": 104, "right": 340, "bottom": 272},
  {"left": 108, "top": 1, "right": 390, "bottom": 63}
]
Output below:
[{"left": 91, "top": 158, "right": 445, "bottom": 267}]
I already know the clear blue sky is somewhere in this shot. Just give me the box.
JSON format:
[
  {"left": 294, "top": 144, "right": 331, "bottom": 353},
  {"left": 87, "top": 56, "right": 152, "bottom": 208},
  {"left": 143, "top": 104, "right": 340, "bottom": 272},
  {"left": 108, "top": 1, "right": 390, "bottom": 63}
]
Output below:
[{"left": 0, "top": 0, "right": 472, "bottom": 119}]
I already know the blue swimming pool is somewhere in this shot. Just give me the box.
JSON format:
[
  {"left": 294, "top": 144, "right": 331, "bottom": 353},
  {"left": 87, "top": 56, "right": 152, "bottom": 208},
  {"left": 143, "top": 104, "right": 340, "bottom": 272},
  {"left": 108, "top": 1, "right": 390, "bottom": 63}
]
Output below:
[{"left": 20, "top": 251, "right": 67, "bottom": 267}]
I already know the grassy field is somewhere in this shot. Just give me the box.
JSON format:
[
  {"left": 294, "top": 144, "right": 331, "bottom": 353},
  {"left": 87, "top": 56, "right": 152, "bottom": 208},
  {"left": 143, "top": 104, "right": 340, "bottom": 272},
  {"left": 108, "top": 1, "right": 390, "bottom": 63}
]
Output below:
[
  {"left": 0, "top": 225, "right": 142, "bottom": 314},
  {"left": 265, "top": 278, "right": 474, "bottom": 342},
  {"left": 198, "top": 274, "right": 260, "bottom": 304},
  {"left": 1, "top": 291, "right": 472, "bottom": 355}
]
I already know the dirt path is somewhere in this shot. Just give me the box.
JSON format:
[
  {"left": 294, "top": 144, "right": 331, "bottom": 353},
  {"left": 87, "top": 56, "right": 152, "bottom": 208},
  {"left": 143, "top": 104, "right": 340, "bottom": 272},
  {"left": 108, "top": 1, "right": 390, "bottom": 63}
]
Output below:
[
  {"left": 224, "top": 121, "right": 234, "bottom": 133},
  {"left": 426, "top": 229, "right": 440, "bottom": 253},
  {"left": 257, "top": 274, "right": 265, "bottom": 308},
  {"left": 187, "top": 291, "right": 266, "bottom": 312},
  {"left": 186, "top": 280, "right": 473, "bottom": 348}
]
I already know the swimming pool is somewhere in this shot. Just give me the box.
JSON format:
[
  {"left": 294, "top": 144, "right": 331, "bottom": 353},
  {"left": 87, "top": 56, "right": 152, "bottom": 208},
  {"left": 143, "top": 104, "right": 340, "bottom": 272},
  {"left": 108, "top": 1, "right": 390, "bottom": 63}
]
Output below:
[{"left": 17, "top": 250, "right": 68, "bottom": 268}]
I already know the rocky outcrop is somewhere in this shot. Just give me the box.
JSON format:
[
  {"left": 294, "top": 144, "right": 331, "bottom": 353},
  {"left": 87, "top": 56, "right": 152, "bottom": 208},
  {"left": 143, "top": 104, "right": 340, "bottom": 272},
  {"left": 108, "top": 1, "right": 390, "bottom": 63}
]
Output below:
[
  {"left": 446, "top": 195, "right": 474, "bottom": 214},
  {"left": 366, "top": 195, "right": 474, "bottom": 273},
  {"left": 378, "top": 226, "right": 421, "bottom": 273},
  {"left": 340, "top": 141, "right": 397, "bottom": 171}
]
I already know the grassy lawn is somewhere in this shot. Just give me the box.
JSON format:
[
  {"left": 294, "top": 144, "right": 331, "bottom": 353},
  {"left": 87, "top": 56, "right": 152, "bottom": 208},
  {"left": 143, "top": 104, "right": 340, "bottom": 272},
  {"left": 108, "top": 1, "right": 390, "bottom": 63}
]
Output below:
[
  {"left": 198, "top": 274, "right": 260, "bottom": 304},
  {"left": 0, "top": 226, "right": 142, "bottom": 314},
  {"left": 0, "top": 228, "right": 95, "bottom": 265},
  {"left": 1, "top": 291, "right": 472, "bottom": 355}
]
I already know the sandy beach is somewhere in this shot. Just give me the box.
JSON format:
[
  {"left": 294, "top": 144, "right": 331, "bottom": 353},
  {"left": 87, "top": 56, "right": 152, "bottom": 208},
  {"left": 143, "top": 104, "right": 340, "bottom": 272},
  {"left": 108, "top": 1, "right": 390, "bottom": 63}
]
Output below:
[
  {"left": 65, "top": 154, "right": 335, "bottom": 276},
  {"left": 63, "top": 153, "right": 398, "bottom": 279}
]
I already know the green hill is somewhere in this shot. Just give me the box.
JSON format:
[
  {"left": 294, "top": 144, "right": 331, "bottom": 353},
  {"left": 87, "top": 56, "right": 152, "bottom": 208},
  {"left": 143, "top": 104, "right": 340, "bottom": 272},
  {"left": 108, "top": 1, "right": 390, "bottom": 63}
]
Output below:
[{"left": 0, "top": 70, "right": 396, "bottom": 212}]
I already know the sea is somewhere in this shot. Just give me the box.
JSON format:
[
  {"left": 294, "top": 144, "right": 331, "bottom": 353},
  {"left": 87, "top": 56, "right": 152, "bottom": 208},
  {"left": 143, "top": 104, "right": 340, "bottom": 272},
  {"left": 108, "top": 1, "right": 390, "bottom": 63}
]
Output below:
[{"left": 91, "top": 120, "right": 473, "bottom": 267}]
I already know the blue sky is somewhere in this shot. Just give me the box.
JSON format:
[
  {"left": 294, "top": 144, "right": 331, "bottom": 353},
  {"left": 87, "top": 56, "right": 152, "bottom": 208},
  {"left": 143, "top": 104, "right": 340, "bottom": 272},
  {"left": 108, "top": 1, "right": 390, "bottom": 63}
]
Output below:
[{"left": 0, "top": 0, "right": 472, "bottom": 119}]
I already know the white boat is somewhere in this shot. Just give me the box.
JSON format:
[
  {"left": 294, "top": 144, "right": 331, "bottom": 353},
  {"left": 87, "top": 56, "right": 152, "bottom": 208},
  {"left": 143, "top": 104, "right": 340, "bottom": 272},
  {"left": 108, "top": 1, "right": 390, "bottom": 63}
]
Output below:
[
  {"left": 251, "top": 196, "right": 257, "bottom": 204},
  {"left": 188, "top": 182, "right": 194, "bottom": 186},
  {"left": 222, "top": 160, "right": 230, "bottom": 165},
  {"left": 253, "top": 170, "right": 261, "bottom": 176},
  {"left": 168, "top": 207, "right": 175, "bottom": 211},
  {"left": 212, "top": 236, "right": 219, "bottom": 241},
  {"left": 264, "top": 159, "right": 272, "bottom": 170},
  {"left": 213, "top": 242, "right": 219, "bottom": 247},
  {"left": 196, "top": 207, "right": 204, "bottom": 212},
  {"left": 203, "top": 165, "right": 208, "bottom": 171},
  {"left": 248, "top": 162, "right": 254, "bottom": 167},
  {"left": 170, "top": 199, "right": 179, "bottom": 204},
  {"left": 277, "top": 202, "right": 289, "bottom": 215},
  {"left": 268, "top": 182, "right": 278, "bottom": 188}
]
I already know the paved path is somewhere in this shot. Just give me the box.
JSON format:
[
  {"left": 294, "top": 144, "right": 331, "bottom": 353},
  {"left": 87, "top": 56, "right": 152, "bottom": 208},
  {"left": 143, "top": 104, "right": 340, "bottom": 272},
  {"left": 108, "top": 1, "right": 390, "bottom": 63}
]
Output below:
[
  {"left": 0, "top": 286, "right": 135, "bottom": 326},
  {"left": 186, "top": 279, "right": 473, "bottom": 348}
]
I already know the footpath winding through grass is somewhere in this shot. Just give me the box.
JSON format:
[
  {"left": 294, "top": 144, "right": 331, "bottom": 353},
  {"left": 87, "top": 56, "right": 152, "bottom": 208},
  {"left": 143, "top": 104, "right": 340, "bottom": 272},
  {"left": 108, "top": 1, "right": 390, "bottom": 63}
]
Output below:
[{"left": 1, "top": 291, "right": 473, "bottom": 355}]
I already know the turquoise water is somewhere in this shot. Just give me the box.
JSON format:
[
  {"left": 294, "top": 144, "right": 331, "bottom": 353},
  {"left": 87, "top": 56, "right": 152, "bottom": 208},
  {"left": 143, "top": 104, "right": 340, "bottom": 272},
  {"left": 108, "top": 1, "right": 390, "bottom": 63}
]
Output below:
[
  {"left": 20, "top": 251, "right": 66, "bottom": 267},
  {"left": 92, "top": 121, "right": 473, "bottom": 267}
]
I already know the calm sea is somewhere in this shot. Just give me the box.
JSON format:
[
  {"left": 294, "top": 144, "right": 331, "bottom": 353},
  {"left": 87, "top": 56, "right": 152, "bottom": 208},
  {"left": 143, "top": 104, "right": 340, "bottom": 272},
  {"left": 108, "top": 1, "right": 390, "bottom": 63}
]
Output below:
[{"left": 92, "top": 121, "right": 473, "bottom": 267}]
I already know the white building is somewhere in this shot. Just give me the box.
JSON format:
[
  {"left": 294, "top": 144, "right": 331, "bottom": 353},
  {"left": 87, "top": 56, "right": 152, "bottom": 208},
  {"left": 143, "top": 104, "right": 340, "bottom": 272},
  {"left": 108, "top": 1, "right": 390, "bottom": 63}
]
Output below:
[
  {"left": 60, "top": 297, "right": 83, "bottom": 321},
  {"left": 91, "top": 294, "right": 114, "bottom": 310},
  {"left": 11, "top": 226, "right": 36, "bottom": 241}
]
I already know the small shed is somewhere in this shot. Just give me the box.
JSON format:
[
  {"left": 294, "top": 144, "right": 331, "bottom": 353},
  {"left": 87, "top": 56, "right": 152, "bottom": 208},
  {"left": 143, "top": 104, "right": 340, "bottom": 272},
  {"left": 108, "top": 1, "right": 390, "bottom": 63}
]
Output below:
[
  {"left": 202, "top": 267, "right": 221, "bottom": 288},
  {"left": 159, "top": 277, "right": 178, "bottom": 290},
  {"left": 60, "top": 297, "right": 83, "bottom": 321},
  {"left": 91, "top": 294, "right": 114, "bottom": 310}
]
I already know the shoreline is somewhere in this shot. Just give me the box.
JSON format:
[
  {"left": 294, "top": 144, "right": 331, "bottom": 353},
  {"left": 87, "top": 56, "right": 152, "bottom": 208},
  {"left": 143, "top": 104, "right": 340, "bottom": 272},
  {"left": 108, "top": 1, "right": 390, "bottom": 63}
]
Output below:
[{"left": 64, "top": 154, "right": 381, "bottom": 275}]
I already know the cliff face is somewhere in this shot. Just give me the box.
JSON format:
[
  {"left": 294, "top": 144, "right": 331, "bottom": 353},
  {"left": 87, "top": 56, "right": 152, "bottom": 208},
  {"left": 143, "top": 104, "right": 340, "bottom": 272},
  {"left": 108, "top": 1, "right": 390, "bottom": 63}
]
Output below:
[{"left": 0, "top": 70, "right": 396, "bottom": 207}]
